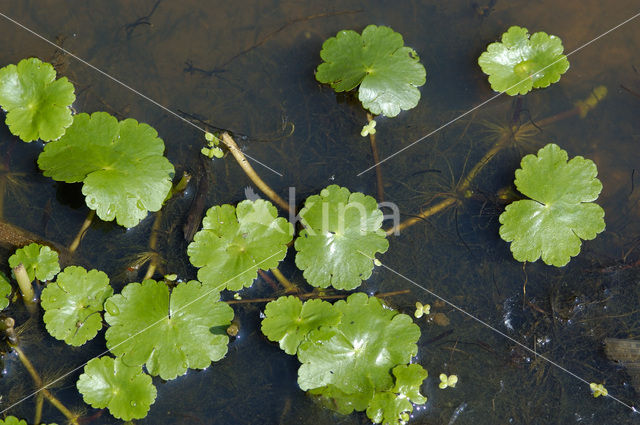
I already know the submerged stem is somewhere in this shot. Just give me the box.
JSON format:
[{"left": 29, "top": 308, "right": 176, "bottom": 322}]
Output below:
[
  {"left": 12, "top": 263, "right": 36, "bottom": 312},
  {"left": 34, "top": 392, "right": 43, "bottom": 425},
  {"left": 220, "top": 132, "right": 290, "bottom": 213},
  {"left": 68, "top": 209, "right": 95, "bottom": 254},
  {"left": 226, "top": 289, "right": 411, "bottom": 304},
  {"left": 12, "top": 346, "right": 79, "bottom": 424},
  {"left": 367, "top": 113, "right": 385, "bottom": 202},
  {"left": 270, "top": 267, "right": 298, "bottom": 293},
  {"left": 144, "top": 210, "right": 163, "bottom": 280}
]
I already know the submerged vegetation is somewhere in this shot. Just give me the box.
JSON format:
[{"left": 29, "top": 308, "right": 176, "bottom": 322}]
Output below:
[{"left": 0, "top": 13, "right": 623, "bottom": 425}]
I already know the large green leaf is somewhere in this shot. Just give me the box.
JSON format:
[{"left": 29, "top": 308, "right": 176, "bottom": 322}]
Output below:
[
  {"left": 0, "top": 271, "right": 11, "bottom": 310},
  {"left": 104, "top": 279, "right": 233, "bottom": 380},
  {"left": 0, "top": 417, "right": 57, "bottom": 425},
  {"left": 297, "top": 293, "right": 420, "bottom": 394},
  {"left": 295, "top": 185, "right": 388, "bottom": 290},
  {"left": 0, "top": 57, "right": 75, "bottom": 142},
  {"left": 188, "top": 200, "right": 293, "bottom": 291},
  {"left": 499, "top": 143, "right": 605, "bottom": 266},
  {"left": 316, "top": 25, "right": 426, "bottom": 117},
  {"left": 8, "top": 242, "right": 60, "bottom": 282},
  {"left": 37, "top": 112, "right": 175, "bottom": 228},
  {"left": 261, "top": 296, "right": 341, "bottom": 355},
  {"left": 77, "top": 356, "right": 156, "bottom": 421},
  {"left": 366, "top": 364, "right": 428, "bottom": 425},
  {"left": 41, "top": 266, "right": 113, "bottom": 346},
  {"left": 478, "top": 26, "right": 569, "bottom": 95}
]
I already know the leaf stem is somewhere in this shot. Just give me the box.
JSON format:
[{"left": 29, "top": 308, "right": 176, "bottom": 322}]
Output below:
[
  {"left": 220, "top": 132, "right": 290, "bottom": 213},
  {"left": 144, "top": 209, "right": 163, "bottom": 280},
  {"left": 12, "top": 345, "right": 79, "bottom": 424},
  {"left": 386, "top": 99, "right": 599, "bottom": 235},
  {"left": 68, "top": 209, "right": 95, "bottom": 254},
  {"left": 225, "top": 289, "right": 411, "bottom": 304},
  {"left": 12, "top": 263, "right": 36, "bottom": 312},
  {"left": 270, "top": 267, "right": 298, "bottom": 294},
  {"left": 367, "top": 113, "right": 385, "bottom": 202},
  {"left": 34, "top": 392, "right": 44, "bottom": 425}
]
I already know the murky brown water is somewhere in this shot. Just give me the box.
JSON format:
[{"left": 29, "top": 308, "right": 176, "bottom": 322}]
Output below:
[{"left": 0, "top": 0, "right": 639, "bottom": 424}]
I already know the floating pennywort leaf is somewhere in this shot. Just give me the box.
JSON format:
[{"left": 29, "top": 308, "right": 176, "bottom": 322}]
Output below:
[
  {"left": 295, "top": 185, "right": 388, "bottom": 290},
  {"left": 77, "top": 356, "right": 156, "bottom": 421},
  {"left": 8, "top": 242, "right": 60, "bottom": 282},
  {"left": 0, "top": 271, "right": 11, "bottom": 310},
  {"left": 188, "top": 199, "right": 293, "bottom": 291},
  {"left": 478, "top": 26, "right": 569, "bottom": 95},
  {"left": 0, "top": 57, "right": 75, "bottom": 142},
  {"left": 104, "top": 279, "right": 233, "bottom": 380},
  {"left": 41, "top": 266, "right": 113, "bottom": 346},
  {"left": 499, "top": 143, "right": 605, "bottom": 266},
  {"left": 38, "top": 112, "right": 175, "bottom": 228},
  {"left": 316, "top": 25, "right": 426, "bottom": 117}
]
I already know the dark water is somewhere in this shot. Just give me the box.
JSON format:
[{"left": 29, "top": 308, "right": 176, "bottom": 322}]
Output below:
[{"left": 0, "top": 0, "right": 639, "bottom": 424}]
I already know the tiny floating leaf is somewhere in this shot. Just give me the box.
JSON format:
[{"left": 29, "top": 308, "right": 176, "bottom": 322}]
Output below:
[
  {"left": 0, "top": 57, "right": 75, "bottom": 142},
  {"left": 41, "top": 266, "right": 113, "bottom": 346},
  {"left": 37, "top": 111, "right": 175, "bottom": 228},
  {"left": 8, "top": 242, "right": 60, "bottom": 282},
  {"left": 499, "top": 143, "right": 605, "bottom": 267},
  {"left": 104, "top": 279, "right": 233, "bottom": 380},
  {"left": 316, "top": 25, "right": 426, "bottom": 117},
  {"left": 77, "top": 356, "right": 156, "bottom": 421},
  {"left": 478, "top": 26, "right": 569, "bottom": 95},
  {"left": 188, "top": 199, "right": 293, "bottom": 291},
  {"left": 295, "top": 185, "right": 388, "bottom": 290},
  {"left": 590, "top": 382, "right": 608, "bottom": 398}
]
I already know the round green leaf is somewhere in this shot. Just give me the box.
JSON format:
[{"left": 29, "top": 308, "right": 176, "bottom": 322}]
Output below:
[
  {"left": 41, "top": 266, "right": 113, "bottom": 346},
  {"left": 37, "top": 112, "right": 175, "bottom": 228},
  {"left": 366, "top": 392, "right": 412, "bottom": 425},
  {"left": 104, "top": 279, "right": 234, "bottom": 380},
  {"left": 0, "top": 418, "right": 26, "bottom": 425},
  {"left": 0, "top": 271, "right": 11, "bottom": 310},
  {"left": 0, "top": 57, "right": 75, "bottom": 142},
  {"left": 187, "top": 200, "right": 293, "bottom": 291},
  {"left": 316, "top": 25, "right": 426, "bottom": 117},
  {"left": 294, "top": 185, "right": 388, "bottom": 290},
  {"left": 478, "top": 26, "right": 569, "bottom": 95},
  {"left": 77, "top": 356, "right": 156, "bottom": 421},
  {"left": 391, "top": 364, "right": 428, "bottom": 404},
  {"left": 297, "top": 293, "right": 420, "bottom": 394},
  {"left": 499, "top": 143, "right": 605, "bottom": 266},
  {"left": 261, "top": 296, "right": 341, "bottom": 355},
  {"left": 8, "top": 242, "right": 60, "bottom": 282}
]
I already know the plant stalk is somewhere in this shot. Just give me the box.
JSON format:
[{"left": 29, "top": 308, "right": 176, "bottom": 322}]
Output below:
[
  {"left": 270, "top": 267, "right": 298, "bottom": 293},
  {"left": 144, "top": 210, "right": 163, "bottom": 280},
  {"left": 12, "top": 263, "right": 36, "bottom": 312},
  {"left": 12, "top": 345, "right": 79, "bottom": 424},
  {"left": 34, "top": 392, "right": 44, "bottom": 425},
  {"left": 220, "top": 132, "right": 290, "bottom": 213},
  {"left": 367, "top": 113, "right": 385, "bottom": 202},
  {"left": 68, "top": 209, "right": 95, "bottom": 254},
  {"left": 226, "top": 289, "right": 411, "bottom": 304}
]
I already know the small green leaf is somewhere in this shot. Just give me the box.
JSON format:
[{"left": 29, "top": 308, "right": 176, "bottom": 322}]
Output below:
[
  {"left": 297, "top": 293, "right": 420, "bottom": 394},
  {"left": 41, "top": 266, "right": 113, "bottom": 346},
  {"left": 8, "top": 242, "right": 60, "bottom": 282},
  {"left": 316, "top": 25, "right": 426, "bottom": 117},
  {"left": 261, "top": 296, "right": 341, "bottom": 355},
  {"left": 188, "top": 200, "right": 293, "bottom": 291},
  {"left": 366, "top": 365, "right": 427, "bottom": 425},
  {"left": 295, "top": 185, "right": 388, "bottom": 290},
  {"left": 478, "top": 26, "right": 569, "bottom": 95},
  {"left": 0, "top": 417, "right": 27, "bottom": 425},
  {"left": 499, "top": 143, "right": 605, "bottom": 266},
  {"left": 309, "top": 384, "right": 374, "bottom": 414},
  {"left": 104, "top": 279, "right": 234, "bottom": 380},
  {"left": 0, "top": 271, "right": 11, "bottom": 310},
  {"left": 0, "top": 57, "right": 75, "bottom": 142},
  {"left": 37, "top": 112, "right": 175, "bottom": 228},
  {"left": 77, "top": 356, "right": 157, "bottom": 421}
]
